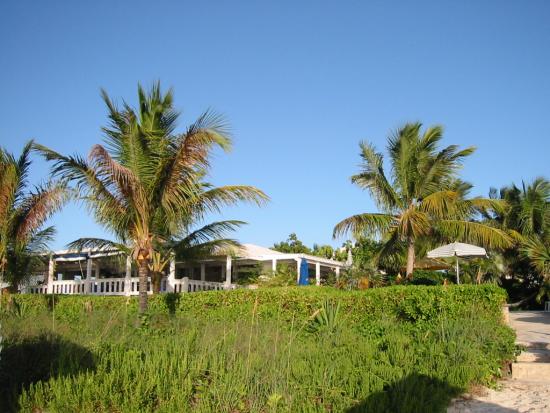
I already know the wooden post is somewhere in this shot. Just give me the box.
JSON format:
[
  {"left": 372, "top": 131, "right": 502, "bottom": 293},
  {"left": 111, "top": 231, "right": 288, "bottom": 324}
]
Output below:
[
  {"left": 225, "top": 255, "right": 232, "bottom": 287},
  {"left": 124, "top": 256, "right": 132, "bottom": 296},
  {"left": 167, "top": 256, "right": 176, "bottom": 293},
  {"left": 85, "top": 257, "right": 93, "bottom": 294},
  {"left": 502, "top": 304, "right": 510, "bottom": 324},
  {"left": 46, "top": 256, "right": 55, "bottom": 294},
  {"left": 200, "top": 263, "right": 206, "bottom": 281},
  {"left": 315, "top": 262, "right": 321, "bottom": 286}
]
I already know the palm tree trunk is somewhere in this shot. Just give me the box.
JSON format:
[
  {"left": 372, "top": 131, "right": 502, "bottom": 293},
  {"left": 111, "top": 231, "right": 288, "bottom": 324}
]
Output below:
[
  {"left": 138, "top": 259, "right": 149, "bottom": 314},
  {"left": 152, "top": 272, "right": 161, "bottom": 294},
  {"left": 406, "top": 240, "right": 415, "bottom": 279}
]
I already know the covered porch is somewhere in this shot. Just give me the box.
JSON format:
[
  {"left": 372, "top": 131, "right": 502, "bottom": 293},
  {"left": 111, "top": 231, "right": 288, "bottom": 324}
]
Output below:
[{"left": 21, "top": 243, "right": 347, "bottom": 295}]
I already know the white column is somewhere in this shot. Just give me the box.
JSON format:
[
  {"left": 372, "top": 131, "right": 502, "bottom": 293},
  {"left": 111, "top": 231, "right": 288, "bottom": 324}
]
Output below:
[
  {"left": 200, "top": 263, "right": 206, "bottom": 281},
  {"left": 46, "top": 256, "right": 55, "bottom": 294},
  {"left": 295, "top": 258, "right": 301, "bottom": 283},
  {"left": 315, "top": 262, "right": 321, "bottom": 286},
  {"left": 182, "top": 276, "right": 189, "bottom": 293},
  {"left": 124, "top": 256, "right": 132, "bottom": 296},
  {"left": 335, "top": 267, "right": 340, "bottom": 280},
  {"left": 225, "top": 255, "right": 232, "bottom": 287},
  {"left": 272, "top": 259, "right": 277, "bottom": 272},
  {"left": 85, "top": 258, "right": 92, "bottom": 294},
  {"left": 167, "top": 256, "right": 176, "bottom": 293}
]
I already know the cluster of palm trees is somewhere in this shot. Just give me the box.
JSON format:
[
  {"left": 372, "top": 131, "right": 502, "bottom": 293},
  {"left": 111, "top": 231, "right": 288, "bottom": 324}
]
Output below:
[
  {"left": 2, "top": 83, "right": 268, "bottom": 313},
  {"left": 333, "top": 123, "right": 549, "bottom": 303},
  {"left": 1, "top": 83, "right": 548, "bottom": 310}
]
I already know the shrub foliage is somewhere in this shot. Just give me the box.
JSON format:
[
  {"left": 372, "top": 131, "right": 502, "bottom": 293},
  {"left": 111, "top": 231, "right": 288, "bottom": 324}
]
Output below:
[{"left": 0, "top": 285, "right": 514, "bottom": 412}]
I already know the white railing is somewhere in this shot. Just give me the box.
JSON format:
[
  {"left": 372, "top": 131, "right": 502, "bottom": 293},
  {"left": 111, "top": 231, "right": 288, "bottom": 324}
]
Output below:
[
  {"left": 24, "top": 276, "right": 235, "bottom": 296},
  {"left": 27, "top": 285, "right": 48, "bottom": 294},
  {"left": 52, "top": 280, "right": 86, "bottom": 294},
  {"left": 173, "top": 278, "right": 229, "bottom": 293}
]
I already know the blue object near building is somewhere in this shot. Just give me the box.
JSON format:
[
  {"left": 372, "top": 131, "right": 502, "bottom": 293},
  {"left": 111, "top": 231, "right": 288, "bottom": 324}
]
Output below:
[{"left": 298, "top": 258, "right": 309, "bottom": 285}]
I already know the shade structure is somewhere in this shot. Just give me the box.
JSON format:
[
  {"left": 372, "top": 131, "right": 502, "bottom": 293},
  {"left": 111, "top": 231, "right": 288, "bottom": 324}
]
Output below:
[
  {"left": 298, "top": 258, "right": 309, "bottom": 285},
  {"left": 427, "top": 242, "right": 487, "bottom": 259},
  {"left": 427, "top": 242, "right": 487, "bottom": 284},
  {"left": 400, "top": 257, "right": 451, "bottom": 272}
]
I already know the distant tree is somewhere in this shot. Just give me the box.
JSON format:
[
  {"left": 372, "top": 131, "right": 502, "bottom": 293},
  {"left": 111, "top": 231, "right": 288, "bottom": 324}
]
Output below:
[
  {"left": 272, "top": 233, "right": 312, "bottom": 254},
  {"left": 0, "top": 142, "right": 67, "bottom": 291},
  {"left": 311, "top": 244, "right": 335, "bottom": 259}
]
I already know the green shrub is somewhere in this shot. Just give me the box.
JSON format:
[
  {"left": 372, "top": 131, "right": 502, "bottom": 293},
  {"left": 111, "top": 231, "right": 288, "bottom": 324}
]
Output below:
[
  {"left": 0, "top": 285, "right": 514, "bottom": 412},
  {"left": 1, "top": 284, "right": 508, "bottom": 326}
]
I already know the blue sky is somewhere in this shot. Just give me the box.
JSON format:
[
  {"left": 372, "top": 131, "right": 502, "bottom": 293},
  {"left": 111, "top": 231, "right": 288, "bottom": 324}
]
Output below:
[{"left": 1, "top": 1, "right": 549, "bottom": 250}]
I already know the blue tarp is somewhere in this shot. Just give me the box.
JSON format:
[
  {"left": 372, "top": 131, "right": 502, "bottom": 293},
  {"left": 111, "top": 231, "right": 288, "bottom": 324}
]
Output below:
[{"left": 298, "top": 258, "right": 309, "bottom": 285}]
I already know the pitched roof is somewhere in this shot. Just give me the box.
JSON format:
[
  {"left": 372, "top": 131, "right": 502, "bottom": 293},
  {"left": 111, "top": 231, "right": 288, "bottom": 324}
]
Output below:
[{"left": 236, "top": 243, "right": 285, "bottom": 258}]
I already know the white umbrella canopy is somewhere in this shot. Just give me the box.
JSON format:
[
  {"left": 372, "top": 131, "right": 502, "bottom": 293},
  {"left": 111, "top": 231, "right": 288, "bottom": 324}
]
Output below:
[
  {"left": 427, "top": 242, "right": 487, "bottom": 259},
  {"left": 427, "top": 242, "right": 487, "bottom": 284}
]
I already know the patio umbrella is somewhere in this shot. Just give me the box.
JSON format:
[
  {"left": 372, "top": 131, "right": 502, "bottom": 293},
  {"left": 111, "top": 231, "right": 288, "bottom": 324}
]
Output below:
[
  {"left": 298, "top": 258, "right": 309, "bottom": 285},
  {"left": 427, "top": 242, "right": 487, "bottom": 284},
  {"left": 400, "top": 257, "right": 451, "bottom": 272}
]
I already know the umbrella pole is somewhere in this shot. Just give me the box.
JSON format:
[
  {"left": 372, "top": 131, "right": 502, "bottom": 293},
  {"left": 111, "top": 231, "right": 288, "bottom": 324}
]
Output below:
[{"left": 456, "top": 256, "right": 460, "bottom": 285}]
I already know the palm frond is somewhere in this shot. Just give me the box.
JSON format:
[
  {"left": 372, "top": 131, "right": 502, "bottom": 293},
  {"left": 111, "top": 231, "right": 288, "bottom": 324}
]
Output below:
[
  {"left": 173, "top": 239, "right": 241, "bottom": 261},
  {"left": 521, "top": 236, "right": 550, "bottom": 277},
  {"left": 67, "top": 238, "right": 130, "bottom": 254},
  {"left": 14, "top": 181, "right": 68, "bottom": 243},
  {"left": 352, "top": 141, "right": 400, "bottom": 210},
  {"left": 172, "top": 220, "right": 246, "bottom": 247},
  {"left": 333, "top": 213, "right": 395, "bottom": 239},
  {"left": 437, "top": 220, "right": 513, "bottom": 249}
]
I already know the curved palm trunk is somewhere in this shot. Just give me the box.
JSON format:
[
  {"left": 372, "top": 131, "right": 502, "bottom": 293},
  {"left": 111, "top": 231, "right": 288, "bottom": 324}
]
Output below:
[
  {"left": 406, "top": 240, "right": 415, "bottom": 279},
  {"left": 138, "top": 259, "right": 149, "bottom": 314},
  {"left": 152, "top": 272, "right": 162, "bottom": 294}
]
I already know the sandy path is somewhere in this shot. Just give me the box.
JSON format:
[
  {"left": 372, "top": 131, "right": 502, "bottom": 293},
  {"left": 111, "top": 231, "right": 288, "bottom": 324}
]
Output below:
[
  {"left": 449, "top": 312, "right": 550, "bottom": 412},
  {"left": 448, "top": 380, "right": 550, "bottom": 412}
]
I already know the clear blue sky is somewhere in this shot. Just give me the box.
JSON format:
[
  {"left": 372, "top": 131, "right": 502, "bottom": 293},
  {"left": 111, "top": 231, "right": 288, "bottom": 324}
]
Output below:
[{"left": 1, "top": 1, "right": 549, "bottom": 250}]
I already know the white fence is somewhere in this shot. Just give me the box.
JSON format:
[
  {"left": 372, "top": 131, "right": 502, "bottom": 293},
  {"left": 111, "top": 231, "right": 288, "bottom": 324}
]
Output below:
[{"left": 22, "top": 276, "right": 235, "bottom": 296}]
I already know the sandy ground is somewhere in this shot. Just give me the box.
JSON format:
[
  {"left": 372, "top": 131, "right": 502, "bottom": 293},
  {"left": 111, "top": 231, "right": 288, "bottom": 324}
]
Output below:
[
  {"left": 449, "top": 312, "right": 550, "bottom": 413},
  {"left": 448, "top": 380, "right": 550, "bottom": 413}
]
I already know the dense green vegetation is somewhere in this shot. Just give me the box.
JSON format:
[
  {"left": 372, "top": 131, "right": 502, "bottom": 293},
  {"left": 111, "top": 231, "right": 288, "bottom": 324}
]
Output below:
[
  {"left": 0, "top": 142, "right": 67, "bottom": 291},
  {"left": 1, "top": 286, "right": 515, "bottom": 412}
]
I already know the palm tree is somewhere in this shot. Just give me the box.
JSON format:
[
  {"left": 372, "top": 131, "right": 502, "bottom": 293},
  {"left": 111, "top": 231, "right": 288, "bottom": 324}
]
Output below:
[
  {"left": 35, "top": 83, "right": 268, "bottom": 313},
  {"left": 489, "top": 178, "right": 550, "bottom": 237},
  {"left": 333, "top": 123, "right": 511, "bottom": 278},
  {"left": 0, "top": 141, "right": 67, "bottom": 291},
  {"left": 484, "top": 178, "right": 550, "bottom": 304}
]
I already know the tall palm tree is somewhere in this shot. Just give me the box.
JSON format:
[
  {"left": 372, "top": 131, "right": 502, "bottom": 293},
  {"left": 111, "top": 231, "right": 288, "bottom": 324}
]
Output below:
[
  {"left": 333, "top": 123, "right": 511, "bottom": 278},
  {"left": 0, "top": 141, "right": 67, "bottom": 291},
  {"left": 35, "top": 83, "right": 268, "bottom": 313}
]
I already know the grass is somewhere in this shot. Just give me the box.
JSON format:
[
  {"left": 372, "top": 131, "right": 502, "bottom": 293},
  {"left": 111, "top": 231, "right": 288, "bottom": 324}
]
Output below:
[{"left": 0, "top": 287, "right": 515, "bottom": 412}]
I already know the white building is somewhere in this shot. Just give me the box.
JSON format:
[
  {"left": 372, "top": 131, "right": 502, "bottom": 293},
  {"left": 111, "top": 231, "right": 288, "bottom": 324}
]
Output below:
[{"left": 21, "top": 243, "right": 346, "bottom": 296}]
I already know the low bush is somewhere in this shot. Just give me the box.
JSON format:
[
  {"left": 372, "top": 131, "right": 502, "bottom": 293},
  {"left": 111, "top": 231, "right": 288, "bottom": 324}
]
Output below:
[
  {"left": 1, "top": 284, "right": 507, "bottom": 325},
  {"left": 0, "top": 285, "right": 514, "bottom": 412}
]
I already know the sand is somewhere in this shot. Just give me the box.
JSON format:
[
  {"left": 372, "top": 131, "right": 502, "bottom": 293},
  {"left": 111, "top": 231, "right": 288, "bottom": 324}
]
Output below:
[{"left": 448, "top": 380, "right": 550, "bottom": 413}]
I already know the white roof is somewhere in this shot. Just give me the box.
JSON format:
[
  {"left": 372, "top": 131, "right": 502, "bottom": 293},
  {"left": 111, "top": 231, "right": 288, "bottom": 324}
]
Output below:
[
  {"left": 427, "top": 242, "right": 487, "bottom": 258},
  {"left": 234, "top": 244, "right": 346, "bottom": 267},
  {"left": 236, "top": 243, "right": 285, "bottom": 258},
  {"left": 48, "top": 243, "right": 346, "bottom": 267}
]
